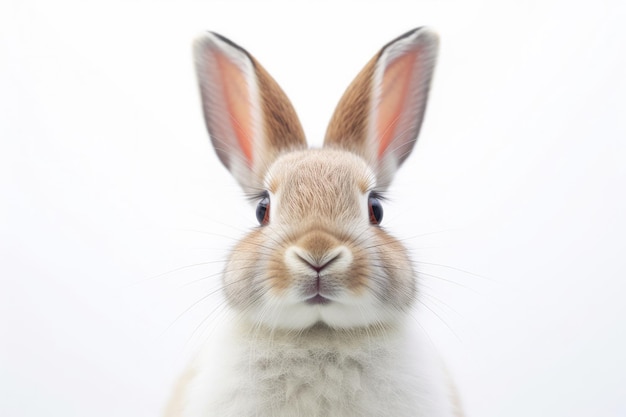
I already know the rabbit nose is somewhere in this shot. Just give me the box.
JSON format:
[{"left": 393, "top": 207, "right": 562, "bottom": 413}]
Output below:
[
  {"left": 296, "top": 252, "right": 340, "bottom": 273},
  {"left": 286, "top": 244, "right": 353, "bottom": 275},
  {"left": 293, "top": 231, "right": 351, "bottom": 267}
]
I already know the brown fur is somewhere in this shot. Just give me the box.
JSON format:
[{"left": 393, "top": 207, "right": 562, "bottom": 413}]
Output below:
[
  {"left": 265, "top": 231, "right": 293, "bottom": 294},
  {"left": 324, "top": 54, "right": 379, "bottom": 159},
  {"left": 251, "top": 56, "right": 307, "bottom": 174},
  {"left": 296, "top": 231, "right": 341, "bottom": 262}
]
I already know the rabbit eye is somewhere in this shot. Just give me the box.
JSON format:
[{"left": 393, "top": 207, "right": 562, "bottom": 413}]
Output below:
[
  {"left": 368, "top": 195, "right": 383, "bottom": 225},
  {"left": 256, "top": 194, "right": 270, "bottom": 225}
]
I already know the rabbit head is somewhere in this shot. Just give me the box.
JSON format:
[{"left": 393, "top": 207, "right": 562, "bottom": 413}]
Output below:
[{"left": 193, "top": 28, "right": 438, "bottom": 330}]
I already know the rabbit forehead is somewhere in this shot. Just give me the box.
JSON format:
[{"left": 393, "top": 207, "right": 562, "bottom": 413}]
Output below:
[
  {"left": 265, "top": 149, "right": 375, "bottom": 220},
  {"left": 267, "top": 148, "right": 375, "bottom": 192}
]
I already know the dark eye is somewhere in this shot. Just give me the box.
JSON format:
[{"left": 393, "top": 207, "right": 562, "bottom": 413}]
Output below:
[
  {"left": 256, "top": 194, "right": 270, "bottom": 225},
  {"left": 368, "top": 194, "right": 383, "bottom": 225}
]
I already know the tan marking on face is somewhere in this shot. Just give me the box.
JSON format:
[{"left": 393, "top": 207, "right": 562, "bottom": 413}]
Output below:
[
  {"left": 344, "top": 240, "right": 369, "bottom": 294},
  {"left": 267, "top": 252, "right": 291, "bottom": 294},
  {"left": 296, "top": 231, "right": 341, "bottom": 263}
]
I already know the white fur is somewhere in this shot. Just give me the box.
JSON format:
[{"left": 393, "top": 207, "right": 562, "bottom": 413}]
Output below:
[{"left": 181, "top": 313, "right": 455, "bottom": 417}]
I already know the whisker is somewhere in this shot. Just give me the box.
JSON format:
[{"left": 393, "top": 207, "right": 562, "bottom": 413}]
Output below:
[
  {"left": 418, "top": 291, "right": 462, "bottom": 318},
  {"left": 413, "top": 260, "right": 492, "bottom": 281},
  {"left": 184, "top": 297, "right": 230, "bottom": 349},
  {"left": 126, "top": 260, "right": 227, "bottom": 287},
  {"left": 416, "top": 299, "right": 462, "bottom": 343}
]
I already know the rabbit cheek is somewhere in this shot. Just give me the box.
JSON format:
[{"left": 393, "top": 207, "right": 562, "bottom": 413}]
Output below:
[
  {"left": 222, "top": 229, "right": 276, "bottom": 309},
  {"left": 265, "top": 247, "right": 294, "bottom": 295},
  {"left": 370, "top": 228, "right": 416, "bottom": 308},
  {"left": 344, "top": 248, "right": 370, "bottom": 296}
]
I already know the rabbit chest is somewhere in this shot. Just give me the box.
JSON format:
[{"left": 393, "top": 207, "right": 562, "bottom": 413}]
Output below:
[{"left": 183, "top": 321, "right": 454, "bottom": 417}]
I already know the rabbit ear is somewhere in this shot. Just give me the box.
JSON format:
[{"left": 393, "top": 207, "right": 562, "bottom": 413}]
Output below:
[
  {"left": 194, "top": 32, "right": 306, "bottom": 192},
  {"left": 324, "top": 27, "right": 439, "bottom": 189}
]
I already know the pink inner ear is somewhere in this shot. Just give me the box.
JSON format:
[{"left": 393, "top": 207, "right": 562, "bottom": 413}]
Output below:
[
  {"left": 215, "top": 51, "right": 254, "bottom": 165},
  {"left": 376, "top": 50, "right": 419, "bottom": 158}
]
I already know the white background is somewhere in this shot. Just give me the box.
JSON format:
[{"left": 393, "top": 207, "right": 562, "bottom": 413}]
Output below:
[{"left": 2, "top": 1, "right": 625, "bottom": 416}]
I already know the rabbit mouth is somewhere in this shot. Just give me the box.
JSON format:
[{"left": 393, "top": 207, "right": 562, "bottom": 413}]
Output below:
[
  {"left": 304, "top": 294, "right": 331, "bottom": 305},
  {"left": 300, "top": 274, "right": 338, "bottom": 305}
]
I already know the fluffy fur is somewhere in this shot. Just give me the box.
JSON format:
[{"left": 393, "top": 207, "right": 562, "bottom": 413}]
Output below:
[
  {"left": 178, "top": 317, "right": 454, "bottom": 417},
  {"left": 166, "top": 27, "right": 461, "bottom": 417}
]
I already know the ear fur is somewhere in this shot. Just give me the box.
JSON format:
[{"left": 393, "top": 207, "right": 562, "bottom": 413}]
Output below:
[
  {"left": 324, "top": 27, "right": 439, "bottom": 189},
  {"left": 193, "top": 32, "right": 306, "bottom": 193}
]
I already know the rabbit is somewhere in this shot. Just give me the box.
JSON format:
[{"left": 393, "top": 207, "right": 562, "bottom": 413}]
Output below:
[{"left": 164, "top": 27, "right": 462, "bottom": 417}]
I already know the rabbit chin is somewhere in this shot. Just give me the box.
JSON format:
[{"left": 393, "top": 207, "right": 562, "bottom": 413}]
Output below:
[{"left": 245, "top": 294, "right": 401, "bottom": 330}]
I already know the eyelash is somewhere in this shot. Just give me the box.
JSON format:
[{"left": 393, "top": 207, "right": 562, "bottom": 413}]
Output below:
[{"left": 254, "top": 191, "right": 384, "bottom": 226}]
